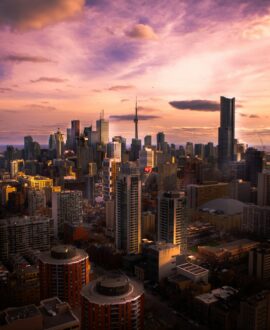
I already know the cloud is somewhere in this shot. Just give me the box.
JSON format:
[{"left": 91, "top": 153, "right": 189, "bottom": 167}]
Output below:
[
  {"left": 121, "top": 99, "right": 130, "bottom": 102},
  {"left": 30, "top": 77, "right": 68, "bottom": 83},
  {"left": 239, "top": 113, "right": 260, "bottom": 118},
  {"left": 169, "top": 100, "right": 220, "bottom": 111},
  {"left": 0, "top": 0, "right": 85, "bottom": 31},
  {"left": 108, "top": 85, "right": 135, "bottom": 91},
  {"left": 126, "top": 24, "right": 158, "bottom": 40},
  {"left": 110, "top": 114, "right": 160, "bottom": 121},
  {"left": 138, "top": 106, "right": 159, "bottom": 113},
  {"left": 0, "top": 87, "right": 12, "bottom": 93},
  {"left": 24, "top": 104, "right": 57, "bottom": 112},
  {"left": 2, "top": 54, "right": 52, "bottom": 63}
]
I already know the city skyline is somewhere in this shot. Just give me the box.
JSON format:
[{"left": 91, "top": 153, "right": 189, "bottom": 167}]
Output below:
[{"left": 1, "top": 0, "right": 270, "bottom": 145}]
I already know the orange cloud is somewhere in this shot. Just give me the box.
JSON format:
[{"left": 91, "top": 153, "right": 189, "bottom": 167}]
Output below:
[
  {"left": 0, "top": 0, "right": 85, "bottom": 31},
  {"left": 126, "top": 24, "right": 158, "bottom": 40}
]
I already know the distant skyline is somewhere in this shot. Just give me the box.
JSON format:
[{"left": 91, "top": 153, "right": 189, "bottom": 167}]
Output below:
[{"left": 0, "top": 0, "right": 270, "bottom": 145}]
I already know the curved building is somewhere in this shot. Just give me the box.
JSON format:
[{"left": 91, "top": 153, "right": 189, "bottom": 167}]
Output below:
[
  {"left": 81, "top": 273, "right": 144, "bottom": 330},
  {"left": 39, "top": 245, "right": 90, "bottom": 306}
]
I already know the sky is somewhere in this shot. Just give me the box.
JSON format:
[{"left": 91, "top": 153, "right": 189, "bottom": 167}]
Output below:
[{"left": 0, "top": 0, "right": 270, "bottom": 146}]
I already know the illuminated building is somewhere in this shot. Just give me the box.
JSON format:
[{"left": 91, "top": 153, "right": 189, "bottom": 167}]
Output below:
[
  {"left": 116, "top": 162, "right": 141, "bottom": 254},
  {"left": 142, "top": 242, "right": 180, "bottom": 283},
  {"left": 39, "top": 245, "right": 90, "bottom": 307},
  {"left": 17, "top": 175, "right": 53, "bottom": 190},
  {"left": 158, "top": 191, "right": 187, "bottom": 252}
]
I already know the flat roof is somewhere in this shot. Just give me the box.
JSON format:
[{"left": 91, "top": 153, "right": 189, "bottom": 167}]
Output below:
[
  {"left": 40, "top": 297, "right": 79, "bottom": 329},
  {"left": 4, "top": 305, "right": 41, "bottom": 324},
  {"left": 178, "top": 263, "right": 208, "bottom": 275},
  {"left": 81, "top": 274, "right": 144, "bottom": 305},
  {"left": 39, "top": 246, "right": 88, "bottom": 265}
]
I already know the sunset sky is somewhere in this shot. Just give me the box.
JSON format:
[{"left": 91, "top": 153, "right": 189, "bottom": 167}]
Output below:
[{"left": 0, "top": 0, "right": 270, "bottom": 145}]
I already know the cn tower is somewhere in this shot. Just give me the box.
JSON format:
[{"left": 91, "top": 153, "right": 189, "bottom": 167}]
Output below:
[{"left": 134, "top": 97, "right": 138, "bottom": 139}]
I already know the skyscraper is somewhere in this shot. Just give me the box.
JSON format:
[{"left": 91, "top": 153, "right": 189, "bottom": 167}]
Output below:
[
  {"left": 134, "top": 98, "right": 139, "bottom": 139},
  {"left": 71, "top": 120, "right": 80, "bottom": 151},
  {"left": 24, "top": 136, "right": 33, "bottom": 160},
  {"left": 158, "top": 191, "right": 187, "bottom": 253},
  {"left": 115, "top": 162, "right": 141, "bottom": 254},
  {"left": 258, "top": 170, "right": 270, "bottom": 206},
  {"left": 102, "top": 158, "right": 121, "bottom": 201},
  {"left": 54, "top": 128, "right": 64, "bottom": 159},
  {"left": 157, "top": 132, "right": 165, "bottom": 151},
  {"left": 245, "top": 147, "right": 264, "bottom": 186},
  {"left": 106, "top": 141, "right": 122, "bottom": 161},
  {"left": 52, "top": 190, "right": 83, "bottom": 237},
  {"left": 218, "top": 96, "right": 235, "bottom": 169},
  {"left": 96, "top": 112, "right": 109, "bottom": 145},
  {"left": 144, "top": 135, "right": 152, "bottom": 147}
]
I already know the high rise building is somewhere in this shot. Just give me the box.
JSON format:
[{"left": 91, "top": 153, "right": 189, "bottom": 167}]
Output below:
[
  {"left": 66, "top": 128, "right": 72, "bottom": 150},
  {"left": 24, "top": 136, "right": 33, "bottom": 160},
  {"left": 96, "top": 114, "right": 109, "bottom": 145},
  {"left": 28, "top": 189, "right": 46, "bottom": 215},
  {"left": 116, "top": 162, "right": 141, "bottom": 254},
  {"left": 249, "top": 246, "right": 270, "bottom": 281},
  {"left": 130, "top": 138, "right": 141, "bottom": 161},
  {"left": 102, "top": 158, "right": 121, "bottom": 201},
  {"left": 71, "top": 120, "right": 80, "bottom": 151},
  {"left": 157, "top": 132, "right": 165, "bottom": 151},
  {"left": 10, "top": 159, "right": 24, "bottom": 178},
  {"left": 39, "top": 245, "right": 90, "bottom": 307},
  {"left": 139, "top": 147, "right": 155, "bottom": 169},
  {"left": 134, "top": 98, "right": 139, "bottom": 139},
  {"left": 194, "top": 144, "right": 204, "bottom": 159},
  {"left": 106, "top": 141, "right": 121, "bottom": 161},
  {"left": 185, "top": 142, "right": 194, "bottom": 157},
  {"left": 242, "top": 205, "right": 270, "bottom": 238},
  {"left": 245, "top": 148, "right": 264, "bottom": 186},
  {"left": 158, "top": 191, "right": 187, "bottom": 253},
  {"left": 0, "top": 216, "right": 52, "bottom": 261},
  {"left": 144, "top": 135, "right": 152, "bottom": 147},
  {"left": 258, "top": 170, "right": 270, "bottom": 206},
  {"left": 112, "top": 136, "right": 127, "bottom": 159},
  {"left": 204, "top": 142, "right": 215, "bottom": 160},
  {"left": 218, "top": 96, "right": 235, "bottom": 169},
  {"left": 52, "top": 190, "right": 83, "bottom": 237},
  {"left": 81, "top": 273, "right": 144, "bottom": 330},
  {"left": 54, "top": 128, "right": 64, "bottom": 159},
  {"left": 239, "top": 291, "right": 270, "bottom": 330}
]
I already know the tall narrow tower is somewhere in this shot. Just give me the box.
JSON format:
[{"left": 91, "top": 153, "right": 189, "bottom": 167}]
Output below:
[
  {"left": 218, "top": 96, "right": 235, "bottom": 169},
  {"left": 134, "top": 98, "right": 138, "bottom": 139}
]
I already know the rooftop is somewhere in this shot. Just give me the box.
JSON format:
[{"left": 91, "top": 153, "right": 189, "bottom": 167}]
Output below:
[
  {"left": 81, "top": 273, "right": 144, "bottom": 305},
  {"left": 40, "top": 297, "right": 79, "bottom": 329},
  {"left": 178, "top": 263, "right": 208, "bottom": 276},
  {"left": 199, "top": 198, "right": 245, "bottom": 215},
  {"left": 196, "top": 286, "right": 238, "bottom": 305},
  {"left": 39, "top": 245, "right": 88, "bottom": 265}
]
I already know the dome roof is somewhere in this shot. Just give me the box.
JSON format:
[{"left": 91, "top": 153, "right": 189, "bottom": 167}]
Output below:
[{"left": 199, "top": 198, "right": 245, "bottom": 215}]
